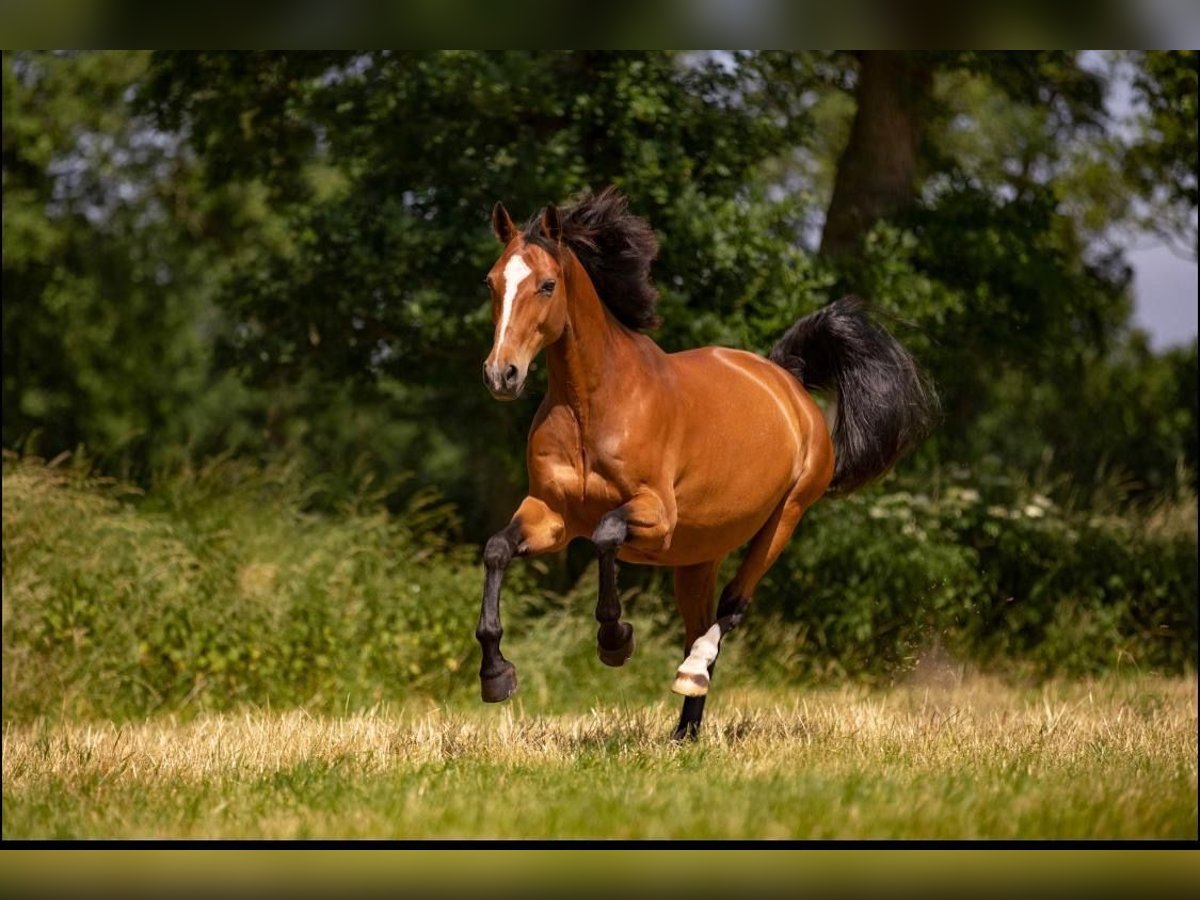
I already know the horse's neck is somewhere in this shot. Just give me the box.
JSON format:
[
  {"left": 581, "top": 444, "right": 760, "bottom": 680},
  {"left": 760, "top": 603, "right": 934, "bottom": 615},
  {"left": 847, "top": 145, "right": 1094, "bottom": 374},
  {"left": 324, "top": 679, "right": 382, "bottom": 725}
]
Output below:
[{"left": 545, "top": 255, "right": 636, "bottom": 435}]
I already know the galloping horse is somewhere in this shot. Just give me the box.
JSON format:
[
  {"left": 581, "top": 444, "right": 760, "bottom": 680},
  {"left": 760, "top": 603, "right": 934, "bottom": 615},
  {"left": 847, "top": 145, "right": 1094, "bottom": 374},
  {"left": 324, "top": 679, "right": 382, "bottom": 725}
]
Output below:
[{"left": 478, "top": 188, "right": 933, "bottom": 739}]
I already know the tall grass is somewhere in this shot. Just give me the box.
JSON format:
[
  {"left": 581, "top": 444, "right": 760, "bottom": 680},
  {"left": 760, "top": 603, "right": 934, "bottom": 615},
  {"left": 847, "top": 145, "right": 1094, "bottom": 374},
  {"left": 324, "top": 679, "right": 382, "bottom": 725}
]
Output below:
[
  {"left": 3, "top": 676, "right": 1195, "bottom": 838},
  {"left": 757, "top": 463, "right": 1198, "bottom": 681},
  {"left": 2, "top": 452, "right": 1196, "bottom": 724},
  {"left": 2, "top": 453, "right": 490, "bottom": 720}
]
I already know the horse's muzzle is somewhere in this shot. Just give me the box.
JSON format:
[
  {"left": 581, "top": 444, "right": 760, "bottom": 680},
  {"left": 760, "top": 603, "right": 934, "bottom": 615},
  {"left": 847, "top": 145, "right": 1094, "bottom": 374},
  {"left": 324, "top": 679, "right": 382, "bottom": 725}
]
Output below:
[{"left": 483, "top": 360, "right": 525, "bottom": 401}]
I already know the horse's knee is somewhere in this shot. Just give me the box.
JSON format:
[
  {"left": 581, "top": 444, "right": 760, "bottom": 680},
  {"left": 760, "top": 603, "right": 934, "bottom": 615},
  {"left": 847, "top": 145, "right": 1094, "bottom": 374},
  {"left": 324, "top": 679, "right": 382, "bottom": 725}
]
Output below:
[
  {"left": 626, "top": 505, "right": 673, "bottom": 552},
  {"left": 592, "top": 511, "right": 627, "bottom": 555},
  {"left": 483, "top": 530, "right": 516, "bottom": 570}
]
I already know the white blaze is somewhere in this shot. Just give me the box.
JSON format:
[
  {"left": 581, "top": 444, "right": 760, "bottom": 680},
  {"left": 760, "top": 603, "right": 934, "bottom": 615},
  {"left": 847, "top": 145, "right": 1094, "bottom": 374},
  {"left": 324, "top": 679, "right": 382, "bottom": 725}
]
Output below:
[{"left": 496, "top": 253, "right": 532, "bottom": 352}]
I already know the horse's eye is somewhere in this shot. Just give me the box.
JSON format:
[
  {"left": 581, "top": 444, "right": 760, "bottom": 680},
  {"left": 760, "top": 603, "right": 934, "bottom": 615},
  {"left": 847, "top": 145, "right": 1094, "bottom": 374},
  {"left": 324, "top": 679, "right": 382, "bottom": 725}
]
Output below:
[{"left": 538, "top": 279, "right": 556, "bottom": 295}]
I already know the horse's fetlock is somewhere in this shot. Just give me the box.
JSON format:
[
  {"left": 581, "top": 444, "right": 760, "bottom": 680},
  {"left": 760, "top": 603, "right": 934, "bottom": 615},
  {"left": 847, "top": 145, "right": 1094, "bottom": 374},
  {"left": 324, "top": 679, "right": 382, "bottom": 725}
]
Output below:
[{"left": 475, "top": 623, "right": 502, "bottom": 645}]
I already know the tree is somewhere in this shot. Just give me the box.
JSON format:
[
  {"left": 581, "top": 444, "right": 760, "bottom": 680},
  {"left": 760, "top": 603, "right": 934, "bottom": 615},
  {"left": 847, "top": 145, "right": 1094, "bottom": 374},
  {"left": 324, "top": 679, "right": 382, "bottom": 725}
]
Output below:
[
  {"left": 799, "top": 51, "right": 1197, "bottom": 493},
  {"left": 2, "top": 51, "right": 258, "bottom": 476},
  {"left": 4, "top": 50, "right": 1193, "bottom": 531},
  {"left": 1123, "top": 50, "right": 1197, "bottom": 258},
  {"left": 136, "top": 51, "right": 817, "bottom": 532},
  {"left": 819, "top": 51, "right": 932, "bottom": 259}
]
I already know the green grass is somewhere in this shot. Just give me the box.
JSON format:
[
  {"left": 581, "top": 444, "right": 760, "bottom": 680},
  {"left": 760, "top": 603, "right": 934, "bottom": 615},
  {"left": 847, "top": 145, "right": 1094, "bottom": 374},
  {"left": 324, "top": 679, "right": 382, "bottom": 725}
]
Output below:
[
  {"left": 4, "top": 675, "right": 1194, "bottom": 839},
  {"left": 3, "top": 455, "right": 1196, "bottom": 839}
]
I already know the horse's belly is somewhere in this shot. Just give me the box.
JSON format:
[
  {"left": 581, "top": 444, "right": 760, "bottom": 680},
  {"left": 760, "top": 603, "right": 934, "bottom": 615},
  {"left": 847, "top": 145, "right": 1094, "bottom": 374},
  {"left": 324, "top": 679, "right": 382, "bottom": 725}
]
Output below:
[
  {"left": 614, "top": 445, "right": 795, "bottom": 567},
  {"left": 616, "top": 516, "right": 772, "bottom": 567}
]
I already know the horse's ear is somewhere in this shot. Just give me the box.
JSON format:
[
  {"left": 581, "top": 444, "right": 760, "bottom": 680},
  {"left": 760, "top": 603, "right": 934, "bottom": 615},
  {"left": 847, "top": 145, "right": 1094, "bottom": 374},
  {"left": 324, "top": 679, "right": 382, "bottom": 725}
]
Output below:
[
  {"left": 540, "top": 203, "right": 561, "bottom": 244},
  {"left": 491, "top": 202, "right": 516, "bottom": 243}
]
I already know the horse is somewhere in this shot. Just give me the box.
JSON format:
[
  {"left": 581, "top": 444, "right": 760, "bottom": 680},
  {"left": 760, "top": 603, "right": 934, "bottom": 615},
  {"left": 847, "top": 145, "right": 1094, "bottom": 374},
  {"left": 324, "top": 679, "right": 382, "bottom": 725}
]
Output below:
[{"left": 477, "top": 187, "right": 934, "bottom": 740}]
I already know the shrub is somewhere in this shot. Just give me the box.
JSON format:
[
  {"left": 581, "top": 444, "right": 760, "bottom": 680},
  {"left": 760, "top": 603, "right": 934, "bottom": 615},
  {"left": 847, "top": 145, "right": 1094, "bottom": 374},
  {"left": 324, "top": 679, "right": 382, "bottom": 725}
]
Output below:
[
  {"left": 3, "top": 453, "right": 1194, "bottom": 722},
  {"left": 753, "top": 469, "right": 1197, "bottom": 681},
  {"left": 1, "top": 454, "right": 518, "bottom": 721}
]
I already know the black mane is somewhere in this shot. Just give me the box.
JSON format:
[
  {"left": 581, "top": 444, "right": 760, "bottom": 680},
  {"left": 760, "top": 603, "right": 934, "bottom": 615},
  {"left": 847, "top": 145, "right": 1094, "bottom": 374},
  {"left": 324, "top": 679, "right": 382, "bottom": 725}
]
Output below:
[{"left": 522, "top": 187, "right": 661, "bottom": 331}]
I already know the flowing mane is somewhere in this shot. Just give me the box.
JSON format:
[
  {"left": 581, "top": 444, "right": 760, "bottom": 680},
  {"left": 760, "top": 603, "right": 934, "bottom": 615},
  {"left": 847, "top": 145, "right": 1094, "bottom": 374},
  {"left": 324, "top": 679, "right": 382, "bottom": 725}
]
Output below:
[{"left": 522, "top": 187, "right": 661, "bottom": 331}]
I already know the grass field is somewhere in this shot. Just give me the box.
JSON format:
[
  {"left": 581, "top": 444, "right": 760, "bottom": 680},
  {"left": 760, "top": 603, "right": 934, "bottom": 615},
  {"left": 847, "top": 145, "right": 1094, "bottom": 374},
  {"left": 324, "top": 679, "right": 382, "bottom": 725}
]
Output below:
[{"left": 4, "top": 673, "right": 1195, "bottom": 840}]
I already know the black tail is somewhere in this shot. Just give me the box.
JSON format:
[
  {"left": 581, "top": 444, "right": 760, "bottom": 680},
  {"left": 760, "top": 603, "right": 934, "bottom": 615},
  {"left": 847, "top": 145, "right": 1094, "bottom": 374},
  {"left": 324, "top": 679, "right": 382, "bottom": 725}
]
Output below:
[{"left": 769, "top": 296, "right": 937, "bottom": 495}]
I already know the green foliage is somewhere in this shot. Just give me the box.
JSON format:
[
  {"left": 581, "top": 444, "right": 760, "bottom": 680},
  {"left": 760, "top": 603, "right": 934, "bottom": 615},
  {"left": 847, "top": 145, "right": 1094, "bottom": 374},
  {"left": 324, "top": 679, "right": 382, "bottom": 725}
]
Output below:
[
  {"left": 2, "top": 52, "right": 261, "bottom": 477},
  {"left": 755, "top": 469, "right": 1197, "bottom": 681},
  {"left": 1124, "top": 50, "right": 1198, "bottom": 253},
  {"left": 5, "top": 50, "right": 1196, "bottom": 526},
  {"left": 1, "top": 454, "right": 496, "bottom": 720},
  {"left": 851, "top": 215, "right": 1195, "bottom": 497},
  {"left": 4, "top": 456, "right": 1194, "bottom": 724}
]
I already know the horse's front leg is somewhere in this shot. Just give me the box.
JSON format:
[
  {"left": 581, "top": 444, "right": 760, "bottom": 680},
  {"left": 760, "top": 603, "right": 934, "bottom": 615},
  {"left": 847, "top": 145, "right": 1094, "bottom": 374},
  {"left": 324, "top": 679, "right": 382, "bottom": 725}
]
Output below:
[
  {"left": 478, "top": 496, "right": 566, "bottom": 702},
  {"left": 592, "top": 490, "right": 674, "bottom": 667}
]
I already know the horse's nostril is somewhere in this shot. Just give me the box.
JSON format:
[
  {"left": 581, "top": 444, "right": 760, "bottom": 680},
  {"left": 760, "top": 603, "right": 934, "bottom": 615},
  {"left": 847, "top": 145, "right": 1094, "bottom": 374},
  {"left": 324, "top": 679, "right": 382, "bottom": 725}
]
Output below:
[{"left": 503, "top": 364, "right": 519, "bottom": 386}]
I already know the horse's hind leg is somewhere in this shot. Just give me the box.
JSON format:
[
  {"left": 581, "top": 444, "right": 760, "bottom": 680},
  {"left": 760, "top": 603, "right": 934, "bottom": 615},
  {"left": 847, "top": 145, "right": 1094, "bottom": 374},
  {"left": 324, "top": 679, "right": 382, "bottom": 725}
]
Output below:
[
  {"left": 672, "top": 485, "right": 816, "bottom": 700},
  {"left": 671, "top": 559, "right": 721, "bottom": 740}
]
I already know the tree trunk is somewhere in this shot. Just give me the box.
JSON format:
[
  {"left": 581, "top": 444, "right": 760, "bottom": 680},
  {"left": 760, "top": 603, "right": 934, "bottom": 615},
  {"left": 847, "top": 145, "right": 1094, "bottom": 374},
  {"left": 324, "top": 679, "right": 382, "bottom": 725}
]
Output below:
[{"left": 819, "top": 52, "right": 932, "bottom": 259}]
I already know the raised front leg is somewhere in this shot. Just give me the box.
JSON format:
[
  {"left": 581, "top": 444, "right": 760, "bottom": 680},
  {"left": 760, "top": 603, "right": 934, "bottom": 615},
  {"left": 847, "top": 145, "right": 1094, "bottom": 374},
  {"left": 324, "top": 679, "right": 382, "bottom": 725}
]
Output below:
[
  {"left": 477, "top": 496, "right": 565, "bottom": 702},
  {"left": 592, "top": 490, "right": 674, "bottom": 667},
  {"left": 592, "top": 511, "right": 635, "bottom": 666}
]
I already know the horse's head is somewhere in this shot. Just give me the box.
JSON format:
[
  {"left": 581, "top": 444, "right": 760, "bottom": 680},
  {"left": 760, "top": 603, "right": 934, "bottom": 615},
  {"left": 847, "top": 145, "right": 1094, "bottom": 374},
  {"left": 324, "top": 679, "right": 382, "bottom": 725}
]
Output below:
[{"left": 482, "top": 201, "right": 568, "bottom": 400}]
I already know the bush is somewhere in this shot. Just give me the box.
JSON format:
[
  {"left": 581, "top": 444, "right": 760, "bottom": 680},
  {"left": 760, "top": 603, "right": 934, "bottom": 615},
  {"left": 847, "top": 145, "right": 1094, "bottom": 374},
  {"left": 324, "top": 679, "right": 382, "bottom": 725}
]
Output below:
[
  {"left": 1, "top": 453, "right": 524, "bottom": 721},
  {"left": 3, "top": 453, "right": 1195, "bottom": 723},
  {"left": 754, "top": 468, "right": 1197, "bottom": 681}
]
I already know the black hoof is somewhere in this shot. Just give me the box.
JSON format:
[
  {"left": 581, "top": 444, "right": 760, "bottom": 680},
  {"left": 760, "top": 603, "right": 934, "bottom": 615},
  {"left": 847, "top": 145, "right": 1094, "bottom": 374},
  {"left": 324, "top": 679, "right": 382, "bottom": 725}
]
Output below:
[
  {"left": 480, "top": 662, "right": 518, "bottom": 703},
  {"left": 597, "top": 622, "right": 635, "bottom": 667},
  {"left": 671, "top": 722, "right": 701, "bottom": 742}
]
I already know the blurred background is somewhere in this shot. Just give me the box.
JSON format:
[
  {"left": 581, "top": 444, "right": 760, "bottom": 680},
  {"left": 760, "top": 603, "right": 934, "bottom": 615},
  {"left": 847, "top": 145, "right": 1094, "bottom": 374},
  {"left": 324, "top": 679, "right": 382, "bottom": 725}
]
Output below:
[{"left": 3, "top": 51, "right": 1196, "bottom": 720}]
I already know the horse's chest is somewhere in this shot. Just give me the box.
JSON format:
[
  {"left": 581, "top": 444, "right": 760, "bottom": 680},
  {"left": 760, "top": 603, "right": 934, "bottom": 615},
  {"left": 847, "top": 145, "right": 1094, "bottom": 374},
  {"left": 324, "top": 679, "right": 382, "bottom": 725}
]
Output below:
[
  {"left": 538, "top": 460, "right": 621, "bottom": 508},
  {"left": 532, "top": 448, "right": 624, "bottom": 506},
  {"left": 529, "top": 418, "right": 636, "bottom": 523}
]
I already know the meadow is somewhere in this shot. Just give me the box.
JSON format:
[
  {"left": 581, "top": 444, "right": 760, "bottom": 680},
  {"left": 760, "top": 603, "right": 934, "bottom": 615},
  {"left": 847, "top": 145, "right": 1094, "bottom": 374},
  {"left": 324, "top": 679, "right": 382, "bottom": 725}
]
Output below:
[
  {"left": 3, "top": 675, "right": 1195, "bottom": 839},
  {"left": 3, "top": 455, "right": 1196, "bottom": 840}
]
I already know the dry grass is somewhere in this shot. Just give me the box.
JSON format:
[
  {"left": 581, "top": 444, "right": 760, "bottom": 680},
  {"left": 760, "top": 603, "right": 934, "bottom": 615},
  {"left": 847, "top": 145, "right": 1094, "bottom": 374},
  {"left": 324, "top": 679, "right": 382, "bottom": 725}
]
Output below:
[{"left": 4, "top": 674, "right": 1195, "bottom": 840}]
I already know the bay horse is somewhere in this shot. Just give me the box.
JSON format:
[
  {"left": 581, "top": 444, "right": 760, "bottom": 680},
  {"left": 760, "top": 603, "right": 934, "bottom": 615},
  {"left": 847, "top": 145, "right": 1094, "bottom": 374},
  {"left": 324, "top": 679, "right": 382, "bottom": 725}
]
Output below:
[{"left": 478, "top": 188, "right": 933, "bottom": 739}]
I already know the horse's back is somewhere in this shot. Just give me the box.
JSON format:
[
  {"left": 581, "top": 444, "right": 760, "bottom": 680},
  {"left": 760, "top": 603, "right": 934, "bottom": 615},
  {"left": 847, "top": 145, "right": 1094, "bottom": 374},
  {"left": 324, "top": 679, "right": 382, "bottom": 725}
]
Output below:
[{"left": 666, "top": 345, "right": 827, "bottom": 461}]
